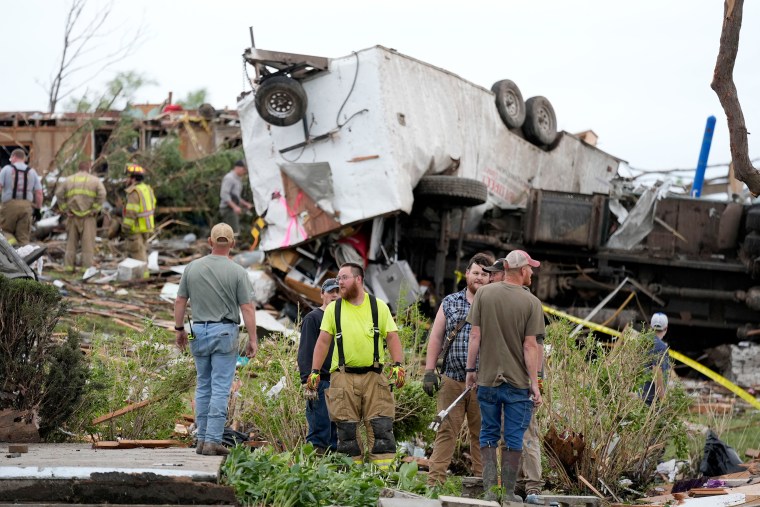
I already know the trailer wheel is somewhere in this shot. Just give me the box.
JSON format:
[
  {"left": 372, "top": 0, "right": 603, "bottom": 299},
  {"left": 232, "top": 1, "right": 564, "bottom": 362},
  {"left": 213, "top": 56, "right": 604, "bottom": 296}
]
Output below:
[
  {"left": 746, "top": 205, "right": 760, "bottom": 232},
  {"left": 522, "top": 96, "right": 558, "bottom": 146},
  {"left": 743, "top": 231, "right": 760, "bottom": 257},
  {"left": 254, "top": 76, "right": 307, "bottom": 127},
  {"left": 492, "top": 80, "right": 526, "bottom": 129},
  {"left": 414, "top": 176, "right": 488, "bottom": 208}
]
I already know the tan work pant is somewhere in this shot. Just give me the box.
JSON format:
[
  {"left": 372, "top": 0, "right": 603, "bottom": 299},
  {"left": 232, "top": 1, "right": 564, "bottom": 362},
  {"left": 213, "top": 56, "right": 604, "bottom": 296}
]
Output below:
[
  {"left": 124, "top": 232, "right": 148, "bottom": 261},
  {"left": 0, "top": 199, "right": 33, "bottom": 245},
  {"left": 427, "top": 375, "right": 482, "bottom": 485},
  {"left": 517, "top": 410, "right": 543, "bottom": 493},
  {"left": 65, "top": 215, "right": 97, "bottom": 269},
  {"left": 325, "top": 370, "right": 396, "bottom": 468}
]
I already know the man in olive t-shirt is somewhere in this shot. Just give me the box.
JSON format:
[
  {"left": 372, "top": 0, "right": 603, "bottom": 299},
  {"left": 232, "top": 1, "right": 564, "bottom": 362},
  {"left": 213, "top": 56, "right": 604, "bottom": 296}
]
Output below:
[{"left": 465, "top": 250, "right": 545, "bottom": 503}]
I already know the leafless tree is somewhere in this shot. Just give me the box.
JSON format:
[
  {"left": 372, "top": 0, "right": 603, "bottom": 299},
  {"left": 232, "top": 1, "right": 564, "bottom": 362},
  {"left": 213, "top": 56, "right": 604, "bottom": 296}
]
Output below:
[
  {"left": 45, "top": 0, "right": 146, "bottom": 113},
  {"left": 712, "top": 0, "right": 760, "bottom": 196}
]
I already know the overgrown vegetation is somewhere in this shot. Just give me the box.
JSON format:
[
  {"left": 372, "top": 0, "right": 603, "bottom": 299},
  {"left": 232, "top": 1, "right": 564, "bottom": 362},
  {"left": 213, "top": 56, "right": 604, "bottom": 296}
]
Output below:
[
  {"left": 64, "top": 323, "right": 195, "bottom": 440},
  {"left": 540, "top": 320, "right": 692, "bottom": 497}
]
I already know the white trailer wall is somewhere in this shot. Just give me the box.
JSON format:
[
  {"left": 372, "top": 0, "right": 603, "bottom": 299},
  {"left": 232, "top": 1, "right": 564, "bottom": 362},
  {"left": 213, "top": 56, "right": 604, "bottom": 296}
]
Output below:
[{"left": 239, "top": 45, "right": 620, "bottom": 251}]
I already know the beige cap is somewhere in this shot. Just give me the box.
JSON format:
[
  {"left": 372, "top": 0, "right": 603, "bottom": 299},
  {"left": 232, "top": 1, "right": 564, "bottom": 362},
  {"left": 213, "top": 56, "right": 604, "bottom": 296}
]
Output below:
[
  {"left": 210, "top": 223, "right": 235, "bottom": 243},
  {"left": 505, "top": 250, "right": 541, "bottom": 269}
]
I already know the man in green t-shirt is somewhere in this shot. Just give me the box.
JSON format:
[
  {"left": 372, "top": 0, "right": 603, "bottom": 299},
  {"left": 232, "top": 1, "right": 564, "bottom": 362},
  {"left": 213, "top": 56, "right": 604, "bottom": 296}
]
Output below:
[
  {"left": 174, "top": 223, "right": 258, "bottom": 456},
  {"left": 466, "top": 249, "right": 545, "bottom": 503},
  {"left": 307, "top": 262, "right": 405, "bottom": 469}
]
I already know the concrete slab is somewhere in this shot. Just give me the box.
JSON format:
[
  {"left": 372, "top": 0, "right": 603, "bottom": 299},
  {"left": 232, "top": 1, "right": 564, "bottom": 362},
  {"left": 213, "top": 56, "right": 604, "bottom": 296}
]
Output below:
[
  {"left": 0, "top": 443, "right": 235, "bottom": 504},
  {"left": 439, "top": 495, "right": 500, "bottom": 506},
  {"left": 0, "top": 443, "right": 221, "bottom": 482}
]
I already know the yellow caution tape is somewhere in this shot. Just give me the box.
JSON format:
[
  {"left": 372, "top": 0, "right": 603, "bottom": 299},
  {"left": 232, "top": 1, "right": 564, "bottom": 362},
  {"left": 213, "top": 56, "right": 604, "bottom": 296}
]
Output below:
[{"left": 542, "top": 305, "right": 760, "bottom": 412}]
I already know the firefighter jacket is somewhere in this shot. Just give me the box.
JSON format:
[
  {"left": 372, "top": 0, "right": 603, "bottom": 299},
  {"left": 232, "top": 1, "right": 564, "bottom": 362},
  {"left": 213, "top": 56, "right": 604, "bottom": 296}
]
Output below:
[
  {"left": 56, "top": 172, "right": 106, "bottom": 217},
  {"left": 123, "top": 182, "right": 156, "bottom": 234}
]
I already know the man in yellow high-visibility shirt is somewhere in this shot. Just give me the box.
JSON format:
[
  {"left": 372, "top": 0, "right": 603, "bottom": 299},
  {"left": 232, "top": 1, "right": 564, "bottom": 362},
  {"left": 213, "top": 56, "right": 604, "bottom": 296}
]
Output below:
[
  {"left": 121, "top": 163, "right": 156, "bottom": 264},
  {"left": 55, "top": 161, "right": 106, "bottom": 271}
]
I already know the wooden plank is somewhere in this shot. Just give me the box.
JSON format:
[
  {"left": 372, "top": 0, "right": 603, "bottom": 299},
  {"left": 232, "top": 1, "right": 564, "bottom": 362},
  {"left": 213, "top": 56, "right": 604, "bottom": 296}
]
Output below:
[
  {"left": 92, "top": 398, "right": 162, "bottom": 425},
  {"left": 93, "top": 439, "right": 187, "bottom": 449},
  {"left": 578, "top": 474, "right": 605, "bottom": 499},
  {"left": 688, "top": 402, "right": 734, "bottom": 414},
  {"left": 746, "top": 448, "right": 760, "bottom": 459},
  {"left": 690, "top": 488, "right": 730, "bottom": 496},
  {"left": 113, "top": 317, "right": 143, "bottom": 332}
]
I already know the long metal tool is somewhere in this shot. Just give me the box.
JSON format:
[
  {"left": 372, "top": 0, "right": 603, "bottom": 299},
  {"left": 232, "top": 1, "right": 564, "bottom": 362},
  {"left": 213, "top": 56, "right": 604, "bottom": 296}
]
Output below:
[{"left": 428, "top": 386, "right": 473, "bottom": 431}]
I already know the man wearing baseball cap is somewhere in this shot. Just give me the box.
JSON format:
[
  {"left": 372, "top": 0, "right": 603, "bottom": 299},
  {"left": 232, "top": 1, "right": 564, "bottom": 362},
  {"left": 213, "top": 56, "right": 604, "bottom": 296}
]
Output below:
[
  {"left": 484, "top": 257, "right": 507, "bottom": 283},
  {"left": 174, "top": 223, "right": 258, "bottom": 456},
  {"left": 297, "top": 277, "right": 340, "bottom": 452},
  {"left": 465, "top": 249, "right": 544, "bottom": 503},
  {"left": 643, "top": 313, "right": 670, "bottom": 406}
]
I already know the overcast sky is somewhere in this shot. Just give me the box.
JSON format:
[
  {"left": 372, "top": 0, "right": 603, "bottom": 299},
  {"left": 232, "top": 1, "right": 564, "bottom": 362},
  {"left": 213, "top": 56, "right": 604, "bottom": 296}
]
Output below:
[{"left": 4, "top": 0, "right": 759, "bottom": 178}]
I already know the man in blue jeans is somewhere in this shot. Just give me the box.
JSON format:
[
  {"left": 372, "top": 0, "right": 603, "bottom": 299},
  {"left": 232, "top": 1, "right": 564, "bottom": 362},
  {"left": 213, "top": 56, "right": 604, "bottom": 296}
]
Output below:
[
  {"left": 466, "top": 249, "right": 545, "bottom": 504},
  {"left": 297, "top": 278, "right": 340, "bottom": 452},
  {"left": 174, "top": 223, "right": 258, "bottom": 456}
]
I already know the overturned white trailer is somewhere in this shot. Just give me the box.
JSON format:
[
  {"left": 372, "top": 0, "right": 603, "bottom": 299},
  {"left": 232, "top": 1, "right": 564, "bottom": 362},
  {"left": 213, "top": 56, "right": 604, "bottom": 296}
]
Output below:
[
  {"left": 240, "top": 45, "right": 760, "bottom": 348},
  {"left": 238, "top": 45, "right": 620, "bottom": 252}
]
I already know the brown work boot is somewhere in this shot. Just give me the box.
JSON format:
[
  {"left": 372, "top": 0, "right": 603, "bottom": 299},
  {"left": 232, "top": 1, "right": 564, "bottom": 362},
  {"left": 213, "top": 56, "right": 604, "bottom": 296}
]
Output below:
[
  {"left": 202, "top": 442, "right": 230, "bottom": 456},
  {"left": 195, "top": 441, "right": 204, "bottom": 455}
]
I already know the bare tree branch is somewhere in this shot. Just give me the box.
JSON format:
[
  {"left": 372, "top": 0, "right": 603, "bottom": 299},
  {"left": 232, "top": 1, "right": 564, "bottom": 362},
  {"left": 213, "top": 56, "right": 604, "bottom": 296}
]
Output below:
[
  {"left": 711, "top": 0, "right": 760, "bottom": 196},
  {"left": 47, "top": 0, "right": 147, "bottom": 113}
]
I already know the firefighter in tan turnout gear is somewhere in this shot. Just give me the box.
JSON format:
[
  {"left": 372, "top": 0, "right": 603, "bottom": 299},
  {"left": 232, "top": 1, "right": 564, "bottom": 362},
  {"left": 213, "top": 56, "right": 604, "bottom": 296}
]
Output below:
[
  {"left": 121, "top": 163, "right": 156, "bottom": 263},
  {"left": 307, "top": 262, "right": 406, "bottom": 469},
  {"left": 56, "top": 161, "right": 106, "bottom": 271}
]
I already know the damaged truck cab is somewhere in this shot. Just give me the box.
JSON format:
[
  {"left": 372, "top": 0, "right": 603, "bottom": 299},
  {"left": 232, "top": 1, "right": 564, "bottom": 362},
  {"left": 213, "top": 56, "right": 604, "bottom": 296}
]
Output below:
[{"left": 239, "top": 45, "right": 760, "bottom": 349}]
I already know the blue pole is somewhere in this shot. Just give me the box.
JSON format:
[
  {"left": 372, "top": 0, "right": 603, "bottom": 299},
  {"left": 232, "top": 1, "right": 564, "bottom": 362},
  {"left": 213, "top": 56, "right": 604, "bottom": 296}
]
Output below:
[{"left": 692, "top": 115, "right": 716, "bottom": 198}]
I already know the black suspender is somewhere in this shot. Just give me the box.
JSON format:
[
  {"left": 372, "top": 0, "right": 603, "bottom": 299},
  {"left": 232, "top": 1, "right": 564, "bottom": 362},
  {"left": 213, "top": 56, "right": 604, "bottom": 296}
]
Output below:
[
  {"left": 335, "top": 294, "right": 381, "bottom": 371},
  {"left": 11, "top": 164, "right": 30, "bottom": 201}
]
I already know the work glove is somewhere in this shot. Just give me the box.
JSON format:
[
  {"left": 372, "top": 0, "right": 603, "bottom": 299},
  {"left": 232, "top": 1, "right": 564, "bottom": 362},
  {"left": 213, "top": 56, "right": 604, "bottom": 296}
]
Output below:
[
  {"left": 32, "top": 208, "right": 42, "bottom": 221},
  {"left": 306, "top": 370, "right": 320, "bottom": 391},
  {"left": 422, "top": 369, "right": 440, "bottom": 397},
  {"left": 303, "top": 385, "right": 318, "bottom": 401},
  {"left": 388, "top": 362, "right": 406, "bottom": 389}
]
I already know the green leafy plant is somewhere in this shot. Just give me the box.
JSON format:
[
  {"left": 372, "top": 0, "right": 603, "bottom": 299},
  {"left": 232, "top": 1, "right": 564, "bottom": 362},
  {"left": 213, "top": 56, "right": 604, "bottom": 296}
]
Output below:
[{"left": 222, "top": 443, "right": 434, "bottom": 507}]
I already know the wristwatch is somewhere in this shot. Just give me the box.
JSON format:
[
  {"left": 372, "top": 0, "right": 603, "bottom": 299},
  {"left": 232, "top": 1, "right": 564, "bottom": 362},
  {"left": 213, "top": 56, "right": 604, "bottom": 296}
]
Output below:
[
  {"left": 174, "top": 325, "right": 185, "bottom": 331},
  {"left": 465, "top": 367, "right": 477, "bottom": 372}
]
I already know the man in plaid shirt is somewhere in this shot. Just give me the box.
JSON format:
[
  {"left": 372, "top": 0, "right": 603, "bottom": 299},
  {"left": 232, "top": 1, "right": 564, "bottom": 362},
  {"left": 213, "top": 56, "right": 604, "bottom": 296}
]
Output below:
[{"left": 423, "top": 252, "right": 494, "bottom": 486}]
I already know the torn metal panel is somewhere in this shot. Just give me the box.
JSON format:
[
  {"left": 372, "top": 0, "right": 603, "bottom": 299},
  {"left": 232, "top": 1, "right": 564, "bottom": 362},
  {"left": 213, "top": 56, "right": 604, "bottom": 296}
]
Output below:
[{"left": 606, "top": 184, "right": 663, "bottom": 250}]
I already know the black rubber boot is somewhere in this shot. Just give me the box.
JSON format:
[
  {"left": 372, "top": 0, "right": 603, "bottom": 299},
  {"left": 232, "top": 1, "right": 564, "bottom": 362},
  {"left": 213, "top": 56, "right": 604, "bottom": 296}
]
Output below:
[
  {"left": 481, "top": 446, "right": 499, "bottom": 501},
  {"left": 501, "top": 448, "right": 523, "bottom": 504}
]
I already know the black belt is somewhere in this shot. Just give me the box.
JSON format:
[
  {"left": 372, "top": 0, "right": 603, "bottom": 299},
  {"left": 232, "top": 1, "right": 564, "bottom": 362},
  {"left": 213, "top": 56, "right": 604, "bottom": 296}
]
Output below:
[
  {"left": 342, "top": 366, "right": 383, "bottom": 374},
  {"left": 194, "top": 318, "right": 237, "bottom": 325}
]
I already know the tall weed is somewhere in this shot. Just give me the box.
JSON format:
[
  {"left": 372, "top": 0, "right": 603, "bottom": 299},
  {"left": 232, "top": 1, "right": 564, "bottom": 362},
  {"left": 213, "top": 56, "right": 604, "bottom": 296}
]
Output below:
[{"left": 541, "top": 320, "right": 691, "bottom": 496}]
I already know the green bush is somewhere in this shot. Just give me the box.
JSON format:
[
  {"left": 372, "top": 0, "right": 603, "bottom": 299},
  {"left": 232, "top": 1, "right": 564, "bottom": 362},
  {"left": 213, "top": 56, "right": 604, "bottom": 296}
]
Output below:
[
  {"left": 0, "top": 276, "right": 91, "bottom": 441},
  {"left": 38, "top": 328, "right": 90, "bottom": 440},
  {"left": 222, "top": 443, "right": 433, "bottom": 507}
]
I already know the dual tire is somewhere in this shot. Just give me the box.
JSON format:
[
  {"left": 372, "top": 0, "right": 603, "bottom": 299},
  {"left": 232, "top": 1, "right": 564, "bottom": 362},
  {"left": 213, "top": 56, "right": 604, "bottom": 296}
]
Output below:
[{"left": 492, "top": 80, "right": 558, "bottom": 146}]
